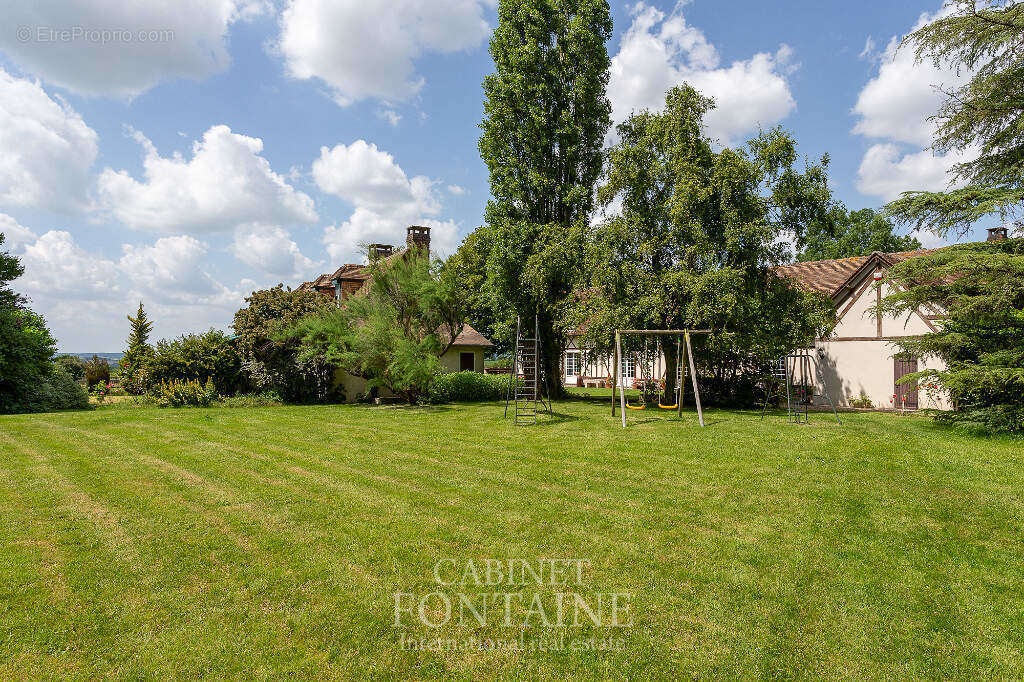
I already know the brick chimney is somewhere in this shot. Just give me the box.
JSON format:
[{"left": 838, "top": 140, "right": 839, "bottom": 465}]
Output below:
[
  {"left": 987, "top": 226, "right": 1008, "bottom": 242},
  {"left": 406, "top": 225, "right": 431, "bottom": 253},
  {"left": 367, "top": 243, "right": 394, "bottom": 260}
]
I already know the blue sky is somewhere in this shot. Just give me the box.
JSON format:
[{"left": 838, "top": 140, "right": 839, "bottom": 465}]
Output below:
[{"left": 0, "top": 0, "right": 982, "bottom": 350}]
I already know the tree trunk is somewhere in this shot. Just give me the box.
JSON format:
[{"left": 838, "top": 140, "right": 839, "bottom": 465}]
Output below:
[
  {"left": 662, "top": 342, "right": 678, "bottom": 404},
  {"left": 538, "top": 317, "right": 565, "bottom": 400}
]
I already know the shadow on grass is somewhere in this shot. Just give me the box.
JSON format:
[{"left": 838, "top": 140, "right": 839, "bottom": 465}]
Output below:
[{"left": 529, "top": 409, "right": 584, "bottom": 426}]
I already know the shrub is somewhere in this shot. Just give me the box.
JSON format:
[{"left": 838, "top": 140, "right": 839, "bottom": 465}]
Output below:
[
  {"left": 427, "top": 371, "right": 514, "bottom": 404},
  {"left": 54, "top": 354, "right": 86, "bottom": 383},
  {"left": 849, "top": 392, "right": 873, "bottom": 409},
  {"left": 147, "top": 330, "right": 245, "bottom": 396},
  {"left": 83, "top": 355, "right": 110, "bottom": 388},
  {"left": 216, "top": 392, "right": 283, "bottom": 408},
  {"left": 233, "top": 285, "right": 336, "bottom": 402},
  {"left": 116, "top": 357, "right": 150, "bottom": 395},
  {"left": 154, "top": 378, "right": 218, "bottom": 408},
  {"left": 37, "top": 366, "right": 90, "bottom": 411},
  {"left": 0, "top": 307, "right": 58, "bottom": 414},
  {"left": 90, "top": 381, "right": 112, "bottom": 402},
  {"left": 934, "top": 405, "right": 1024, "bottom": 436}
]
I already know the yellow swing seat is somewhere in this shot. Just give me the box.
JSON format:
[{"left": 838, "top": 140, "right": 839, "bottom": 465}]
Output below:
[
  {"left": 625, "top": 401, "right": 646, "bottom": 410},
  {"left": 657, "top": 402, "right": 677, "bottom": 409}
]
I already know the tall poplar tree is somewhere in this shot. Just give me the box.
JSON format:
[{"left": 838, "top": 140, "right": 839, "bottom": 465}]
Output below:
[{"left": 479, "top": 0, "right": 613, "bottom": 397}]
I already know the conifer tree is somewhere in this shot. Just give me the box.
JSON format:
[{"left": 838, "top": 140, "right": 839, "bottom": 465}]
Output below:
[
  {"left": 121, "top": 302, "right": 154, "bottom": 393},
  {"left": 887, "top": 1, "right": 1024, "bottom": 237}
]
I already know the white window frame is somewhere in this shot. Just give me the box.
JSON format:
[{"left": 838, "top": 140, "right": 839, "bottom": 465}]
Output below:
[
  {"left": 619, "top": 355, "right": 636, "bottom": 387},
  {"left": 565, "top": 351, "right": 581, "bottom": 378}
]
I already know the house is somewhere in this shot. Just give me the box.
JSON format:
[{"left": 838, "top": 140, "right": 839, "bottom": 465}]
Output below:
[
  {"left": 300, "top": 225, "right": 494, "bottom": 401},
  {"left": 561, "top": 230, "right": 1014, "bottom": 409},
  {"left": 775, "top": 249, "right": 950, "bottom": 410}
]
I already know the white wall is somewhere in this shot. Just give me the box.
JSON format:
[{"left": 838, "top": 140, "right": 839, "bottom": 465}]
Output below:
[
  {"left": 812, "top": 340, "right": 949, "bottom": 410},
  {"left": 813, "top": 271, "right": 949, "bottom": 410},
  {"left": 440, "top": 347, "right": 484, "bottom": 373}
]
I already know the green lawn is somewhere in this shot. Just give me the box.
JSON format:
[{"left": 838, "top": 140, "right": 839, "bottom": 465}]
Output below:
[{"left": 1, "top": 402, "right": 1023, "bottom": 678}]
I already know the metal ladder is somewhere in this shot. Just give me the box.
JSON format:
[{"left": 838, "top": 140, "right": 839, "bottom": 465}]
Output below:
[
  {"left": 790, "top": 354, "right": 811, "bottom": 424},
  {"left": 504, "top": 314, "right": 550, "bottom": 425}
]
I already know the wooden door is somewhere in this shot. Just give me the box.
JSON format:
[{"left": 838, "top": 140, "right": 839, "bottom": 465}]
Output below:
[{"left": 894, "top": 355, "right": 919, "bottom": 409}]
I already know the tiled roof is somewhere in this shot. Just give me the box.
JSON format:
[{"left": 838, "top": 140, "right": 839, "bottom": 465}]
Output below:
[
  {"left": 311, "top": 273, "right": 334, "bottom": 289},
  {"left": 450, "top": 324, "right": 494, "bottom": 347},
  {"left": 330, "top": 263, "right": 371, "bottom": 281},
  {"left": 775, "top": 249, "right": 935, "bottom": 298}
]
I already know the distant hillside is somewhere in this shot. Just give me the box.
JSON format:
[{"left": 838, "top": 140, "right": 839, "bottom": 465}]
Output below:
[{"left": 65, "top": 352, "right": 124, "bottom": 369}]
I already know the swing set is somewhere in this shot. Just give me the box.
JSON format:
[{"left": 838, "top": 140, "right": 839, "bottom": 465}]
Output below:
[{"left": 611, "top": 329, "right": 711, "bottom": 428}]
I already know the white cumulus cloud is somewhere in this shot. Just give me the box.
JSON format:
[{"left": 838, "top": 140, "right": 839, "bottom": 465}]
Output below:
[
  {"left": 119, "top": 235, "right": 235, "bottom": 304},
  {"left": 856, "top": 143, "right": 979, "bottom": 203},
  {"left": 607, "top": 2, "right": 796, "bottom": 144},
  {"left": 0, "top": 0, "right": 268, "bottom": 98},
  {"left": 231, "top": 224, "right": 320, "bottom": 278},
  {"left": 852, "top": 5, "right": 977, "bottom": 201},
  {"left": 0, "top": 68, "right": 98, "bottom": 212},
  {"left": 97, "top": 125, "right": 318, "bottom": 233},
  {"left": 12, "top": 226, "right": 244, "bottom": 348},
  {"left": 0, "top": 213, "right": 38, "bottom": 248},
  {"left": 17, "top": 230, "right": 118, "bottom": 300},
  {"left": 277, "top": 0, "right": 493, "bottom": 107},
  {"left": 313, "top": 140, "right": 458, "bottom": 262}
]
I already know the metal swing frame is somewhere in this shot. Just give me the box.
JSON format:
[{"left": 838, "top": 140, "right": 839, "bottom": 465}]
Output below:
[
  {"left": 611, "top": 329, "right": 711, "bottom": 428},
  {"left": 760, "top": 349, "right": 842, "bottom": 425}
]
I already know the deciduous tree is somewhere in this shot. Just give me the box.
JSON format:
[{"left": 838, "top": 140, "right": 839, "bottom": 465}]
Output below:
[
  {"left": 579, "top": 86, "right": 835, "bottom": 404},
  {"left": 799, "top": 208, "right": 922, "bottom": 261},
  {"left": 233, "top": 284, "right": 337, "bottom": 402}
]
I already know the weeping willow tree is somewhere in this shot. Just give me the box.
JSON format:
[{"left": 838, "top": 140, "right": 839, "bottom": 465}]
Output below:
[
  {"left": 575, "top": 86, "right": 835, "bottom": 406},
  {"left": 887, "top": 0, "right": 1024, "bottom": 237}
]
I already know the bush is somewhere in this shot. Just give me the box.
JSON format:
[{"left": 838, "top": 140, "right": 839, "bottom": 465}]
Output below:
[
  {"left": 934, "top": 405, "right": 1024, "bottom": 436},
  {"left": 54, "top": 354, "right": 86, "bottom": 383},
  {"left": 153, "top": 378, "right": 218, "bottom": 408},
  {"left": 90, "top": 381, "right": 112, "bottom": 402},
  {"left": 215, "top": 392, "right": 283, "bottom": 408},
  {"left": 234, "top": 285, "right": 337, "bottom": 402},
  {"left": 147, "top": 330, "right": 245, "bottom": 396},
  {"left": 849, "top": 392, "right": 873, "bottom": 409},
  {"left": 36, "top": 366, "right": 90, "bottom": 411},
  {"left": 83, "top": 355, "right": 110, "bottom": 388},
  {"left": 0, "top": 307, "right": 58, "bottom": 414},
  {"left": 116, "top": 357, "right": 150, "bottom": 395},
  {"left": 427, "top": 371, "right": 514, "bottom": 404}
]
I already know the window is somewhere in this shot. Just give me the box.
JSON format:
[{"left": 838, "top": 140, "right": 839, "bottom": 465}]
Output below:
[
  {"left": 621, "top": 356, "right": 636, "bottom": 379},
  {"left": 459, "top": 352, "right": 475, "bottom": 372},
  {"left": 565, "top": 351, "right": 581, "bottom": 377}
]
